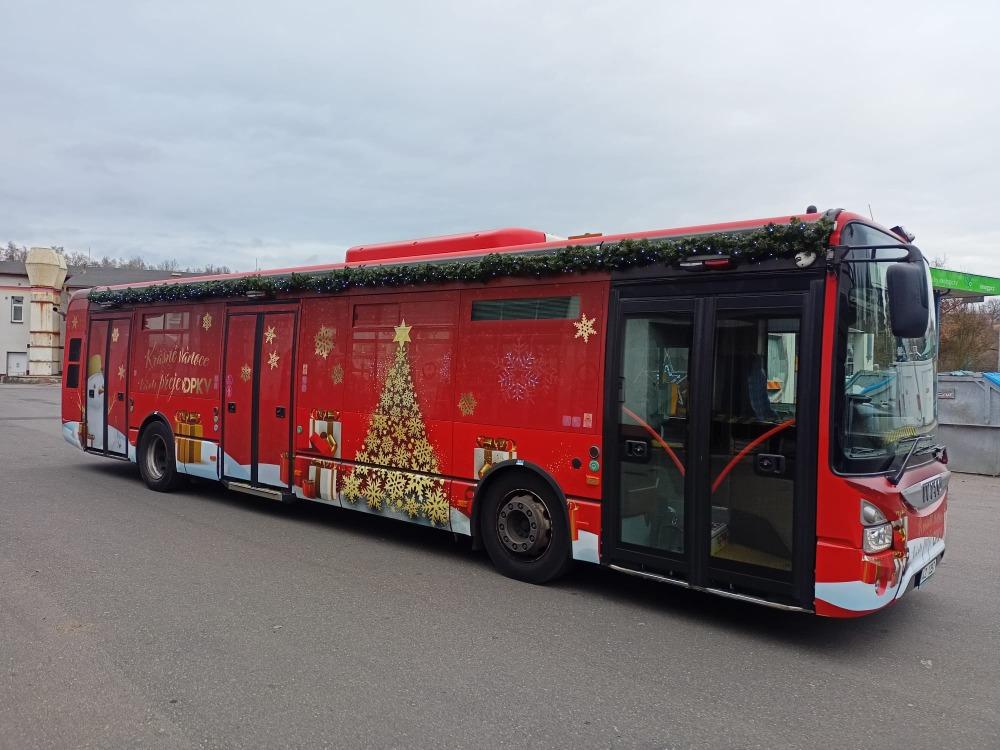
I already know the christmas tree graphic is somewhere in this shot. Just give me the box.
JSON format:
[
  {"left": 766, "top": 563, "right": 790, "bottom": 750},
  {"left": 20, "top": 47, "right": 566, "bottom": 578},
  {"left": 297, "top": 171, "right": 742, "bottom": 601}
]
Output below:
[{"left": 340, "top": 320, "right": 451, "bottom": 526}]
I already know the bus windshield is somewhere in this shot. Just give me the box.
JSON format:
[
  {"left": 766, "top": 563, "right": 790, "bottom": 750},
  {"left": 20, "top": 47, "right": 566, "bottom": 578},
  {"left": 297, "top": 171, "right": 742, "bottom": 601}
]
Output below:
[{"left": 836, "top": 251, "right": 938, "bottom": 473}]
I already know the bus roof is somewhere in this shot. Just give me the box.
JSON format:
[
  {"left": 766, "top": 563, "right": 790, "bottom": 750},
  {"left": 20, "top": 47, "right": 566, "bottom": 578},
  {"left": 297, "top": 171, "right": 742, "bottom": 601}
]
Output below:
[{"left": 80, "top": 208, "right": 885, "bottom": 297}]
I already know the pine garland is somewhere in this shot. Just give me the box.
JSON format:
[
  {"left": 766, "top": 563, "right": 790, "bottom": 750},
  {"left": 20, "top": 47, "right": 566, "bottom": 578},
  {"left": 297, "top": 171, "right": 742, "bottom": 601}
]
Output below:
[{"left": 88, "top": 216, "right": 833, "bottom": 306}]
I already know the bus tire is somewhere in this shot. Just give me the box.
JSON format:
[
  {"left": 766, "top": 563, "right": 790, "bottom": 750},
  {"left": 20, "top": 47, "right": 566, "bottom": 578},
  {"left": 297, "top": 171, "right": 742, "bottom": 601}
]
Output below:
[
  {"left": 479, "top": 471, "right": 571, "bottom": 584},
  {"left": 138, "top": 421, "right": 184, "bottom": 492}
]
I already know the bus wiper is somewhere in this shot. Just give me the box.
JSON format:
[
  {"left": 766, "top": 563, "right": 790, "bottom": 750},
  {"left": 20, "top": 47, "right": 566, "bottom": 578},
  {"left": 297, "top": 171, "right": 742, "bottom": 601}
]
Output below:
[{"left": 888, "top": 435, "right": 932, "bottom": 486}]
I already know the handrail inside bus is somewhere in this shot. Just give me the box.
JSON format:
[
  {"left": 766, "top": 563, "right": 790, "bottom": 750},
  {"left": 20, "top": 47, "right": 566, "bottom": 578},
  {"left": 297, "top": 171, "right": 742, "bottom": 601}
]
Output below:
[
  {"left": 711, "top": 419, "right": 796, "bottom": 493},
  {"left": 621, "top": 406, "right": 686, "bottom": 476}
]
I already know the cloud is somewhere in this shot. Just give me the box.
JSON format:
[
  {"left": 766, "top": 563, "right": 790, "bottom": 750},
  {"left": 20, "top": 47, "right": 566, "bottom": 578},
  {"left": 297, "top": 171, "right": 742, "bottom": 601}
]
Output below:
[{"left": 1, "top": 1, "right": 997, "bottom": 276}]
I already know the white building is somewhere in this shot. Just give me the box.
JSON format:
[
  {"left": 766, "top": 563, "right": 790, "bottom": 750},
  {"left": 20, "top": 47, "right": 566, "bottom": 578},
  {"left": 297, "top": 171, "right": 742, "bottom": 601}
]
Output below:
[{"left": 0, "top": 251, "right": 193, "bottom": 378}]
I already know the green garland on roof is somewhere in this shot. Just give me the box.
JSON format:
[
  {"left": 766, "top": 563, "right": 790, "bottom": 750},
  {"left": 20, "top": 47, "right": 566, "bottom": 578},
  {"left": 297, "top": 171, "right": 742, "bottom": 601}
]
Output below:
[{"left": 88, "top": 217, "right": 833, "bottom": 306}]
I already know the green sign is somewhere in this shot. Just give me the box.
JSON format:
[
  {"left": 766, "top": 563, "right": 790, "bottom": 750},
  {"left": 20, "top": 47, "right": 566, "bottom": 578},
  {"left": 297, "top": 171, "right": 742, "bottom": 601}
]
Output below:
[{"left": 930, "top": 267, "right": 1000, "bottom": 296}]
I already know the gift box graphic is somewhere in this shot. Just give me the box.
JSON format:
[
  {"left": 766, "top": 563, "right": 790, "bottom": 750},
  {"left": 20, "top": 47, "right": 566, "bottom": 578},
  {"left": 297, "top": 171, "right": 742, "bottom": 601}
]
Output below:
[
  {"left": 474, "top": 436, "right": 517, "bottom": 479},
  {"left": 308, "top": 460, "right": 337, "bottom": 502},
  {"left": 308, "top": 409, "right": 341, "bottom": 457},
  {"left": 174, "top": 410, "right": 203, "bottom": 463}
]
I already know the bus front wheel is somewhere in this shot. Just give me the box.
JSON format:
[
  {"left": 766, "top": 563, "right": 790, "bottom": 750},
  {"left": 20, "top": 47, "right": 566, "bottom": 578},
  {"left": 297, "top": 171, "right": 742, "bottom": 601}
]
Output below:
[
  {"left": 479, "top": 472, "right": 571, "bottom": 584},
  {"left": 138, "top": 421, "right": 184, "bottom": 492}
]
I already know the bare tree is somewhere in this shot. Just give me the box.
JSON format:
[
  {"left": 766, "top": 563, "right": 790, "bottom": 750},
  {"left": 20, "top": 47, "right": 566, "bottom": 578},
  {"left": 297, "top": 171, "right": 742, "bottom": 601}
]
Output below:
[{"left": 939, "top": 301, "right": 999, "bottom": 372}]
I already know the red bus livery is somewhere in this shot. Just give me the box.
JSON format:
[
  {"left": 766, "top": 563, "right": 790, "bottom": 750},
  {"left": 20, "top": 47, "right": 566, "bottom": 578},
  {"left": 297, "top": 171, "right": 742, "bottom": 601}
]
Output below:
[{"left": 61, "top": 208, "right": 947, "bottom": 616}]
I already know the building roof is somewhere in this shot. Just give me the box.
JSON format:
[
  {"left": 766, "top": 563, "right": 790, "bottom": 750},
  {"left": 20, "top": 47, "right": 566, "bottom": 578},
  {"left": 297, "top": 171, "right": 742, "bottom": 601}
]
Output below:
[
  {"left": 64, "top": 266, "right": 198, "bottom": 289},
  {"left": 0, "top": 259, "right": 28, "bottom": 277},
  {"left": 2, "top": 258, "right": 201, "bottom": 287}
]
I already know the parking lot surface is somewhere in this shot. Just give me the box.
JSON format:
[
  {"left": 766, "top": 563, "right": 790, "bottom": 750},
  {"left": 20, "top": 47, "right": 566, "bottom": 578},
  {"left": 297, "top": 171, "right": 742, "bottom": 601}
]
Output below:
[{"left": 1, "top": 384, "right": 998, "bottom": 749}]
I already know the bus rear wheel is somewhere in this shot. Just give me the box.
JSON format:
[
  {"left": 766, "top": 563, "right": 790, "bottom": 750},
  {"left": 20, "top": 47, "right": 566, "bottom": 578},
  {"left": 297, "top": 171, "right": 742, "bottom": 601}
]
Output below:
[
  {"left": 480, "top": 472, "right": 571, "bottom": 584},
  {"left": 138, "top": 421, "right": 183, "bottom": 492}
]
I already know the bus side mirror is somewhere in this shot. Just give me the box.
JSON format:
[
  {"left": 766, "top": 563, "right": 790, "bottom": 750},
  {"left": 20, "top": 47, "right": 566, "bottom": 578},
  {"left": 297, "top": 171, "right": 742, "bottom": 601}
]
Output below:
[{"left": 886, "top": 263, "right": 929, "bottom": 339}]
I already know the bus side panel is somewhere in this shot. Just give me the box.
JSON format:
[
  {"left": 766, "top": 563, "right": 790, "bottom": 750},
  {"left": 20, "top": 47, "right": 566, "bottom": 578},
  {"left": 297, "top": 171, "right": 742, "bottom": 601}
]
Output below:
[
  {"left": 60, "top": 297, "right": 90, "bottom": 450},
  {"left": 453, "top": 280, "right": 608, "bottom": 491},
  {"left": 452, "top": 278, "right": 609, "bottom": 546},
  {"left": 305, "top": 291, "right": 458, "bottom": 528},
  {"left": 129, "top": 303, "right": 225, "bottom": 480}
]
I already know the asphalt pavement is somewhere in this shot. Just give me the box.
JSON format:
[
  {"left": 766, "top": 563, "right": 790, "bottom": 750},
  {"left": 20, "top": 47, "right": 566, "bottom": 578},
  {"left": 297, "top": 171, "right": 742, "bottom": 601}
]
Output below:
[{"left": 1, "top": 384, "right": 998, "bottom": 749}]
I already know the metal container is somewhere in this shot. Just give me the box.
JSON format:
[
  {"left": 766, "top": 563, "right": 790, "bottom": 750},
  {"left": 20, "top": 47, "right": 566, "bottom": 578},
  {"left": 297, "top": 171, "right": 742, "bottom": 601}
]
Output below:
[{"left": 937, "top": 373, "right": 1000, "bottom": 476}]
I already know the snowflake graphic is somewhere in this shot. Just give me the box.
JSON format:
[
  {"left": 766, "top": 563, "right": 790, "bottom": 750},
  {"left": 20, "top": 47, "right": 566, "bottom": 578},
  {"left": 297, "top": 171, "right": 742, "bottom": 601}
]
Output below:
[
  {"left": 366, "top": 469, "right": 387, "bottom": 510},
  {"left": 201, "top": 313, "right": 213, "bottom": 331},
  {"left": 413, "top": 440, "right": 434, "bottom": 465},
  {"left": 403, "top": 496, "right": 421, "bottom": 518},
  {"left": 497, "top": 341, "right": 542, "bottom": 402},
  {"left": 341, "top": 471, "right": 362, "bottom": 503},
  {"left": 384, "top": 471, "right": 406, "bottom": 503},
  {"left": 314, "top": 326, "right": 334, "bottom": 359},
  {"left": 424, "top": 489, "right": 451, "bottom": 527},
  {"left": 267, "top": 350, "right": 280, "bottom": 370},
  {"left": 457, "top": 392, "right": 477, "bottom": 416},
  {"left": 573, "top": 313, "right": 598, "bottom": 343},
  {"left": 330, "top": 363, "right": 344, "bottom": 384}
]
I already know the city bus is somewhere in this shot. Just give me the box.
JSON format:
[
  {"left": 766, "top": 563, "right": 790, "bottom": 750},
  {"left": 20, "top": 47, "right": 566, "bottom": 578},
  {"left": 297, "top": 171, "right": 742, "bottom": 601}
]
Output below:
[{"left": 60, "top": 207, "right": 947, "bottom": 616}]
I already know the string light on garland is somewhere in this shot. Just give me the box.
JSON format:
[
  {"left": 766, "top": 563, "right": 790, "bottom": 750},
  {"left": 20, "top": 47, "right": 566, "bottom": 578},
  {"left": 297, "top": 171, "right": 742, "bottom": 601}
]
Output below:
[{"left": 88, "top": 217, "right": 833, "bottom": 306}]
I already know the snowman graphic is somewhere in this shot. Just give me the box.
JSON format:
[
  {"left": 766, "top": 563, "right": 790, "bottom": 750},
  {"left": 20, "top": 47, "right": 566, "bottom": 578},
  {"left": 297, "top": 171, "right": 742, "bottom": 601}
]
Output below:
[{"left": 86, "top": 353, "right": 105, "bottom": 450}]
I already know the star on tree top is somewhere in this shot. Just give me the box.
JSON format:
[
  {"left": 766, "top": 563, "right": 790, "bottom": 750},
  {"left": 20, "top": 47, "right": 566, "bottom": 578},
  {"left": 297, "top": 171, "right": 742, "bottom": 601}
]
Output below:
[{"left": 393, "top": 319, "right": 412, "bottom": 348}]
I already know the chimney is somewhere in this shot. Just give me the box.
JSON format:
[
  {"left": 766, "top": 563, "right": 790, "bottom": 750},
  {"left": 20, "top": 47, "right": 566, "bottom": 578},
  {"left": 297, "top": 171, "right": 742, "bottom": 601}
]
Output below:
[{"left": 24, "top": 247, "right": 68, "bottom": 377}]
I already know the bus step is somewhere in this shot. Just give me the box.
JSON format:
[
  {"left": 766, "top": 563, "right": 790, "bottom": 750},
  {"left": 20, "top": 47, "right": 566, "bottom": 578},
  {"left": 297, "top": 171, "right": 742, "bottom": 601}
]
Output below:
[{"left": 223, "top": 481, "right": 294, "bottom": 503}]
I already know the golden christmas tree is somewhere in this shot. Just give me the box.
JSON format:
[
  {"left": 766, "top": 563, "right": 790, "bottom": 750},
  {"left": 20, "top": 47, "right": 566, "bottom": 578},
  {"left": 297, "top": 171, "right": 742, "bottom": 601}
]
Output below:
[{"left": 341, "top": 320, "right": 450, "bottom": 526}]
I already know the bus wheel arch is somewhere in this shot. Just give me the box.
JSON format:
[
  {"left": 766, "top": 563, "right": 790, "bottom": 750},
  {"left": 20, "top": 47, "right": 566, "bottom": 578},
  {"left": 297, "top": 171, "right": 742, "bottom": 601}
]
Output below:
[
  {"left": 473, "top": 461, "right": 572, "bottom": 583},
  {"left": 137, "top": 414, "right": 183, "bottom": 492}
]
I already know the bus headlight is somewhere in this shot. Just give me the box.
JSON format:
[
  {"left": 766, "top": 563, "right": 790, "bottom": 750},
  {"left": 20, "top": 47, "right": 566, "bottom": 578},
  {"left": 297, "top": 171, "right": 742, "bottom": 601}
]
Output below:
[
  {"left": 863, "top": 523, "right": 893, "bottom": 553},
  {"left": 861, "top": 500, "right": 892, "bottom": 553}
]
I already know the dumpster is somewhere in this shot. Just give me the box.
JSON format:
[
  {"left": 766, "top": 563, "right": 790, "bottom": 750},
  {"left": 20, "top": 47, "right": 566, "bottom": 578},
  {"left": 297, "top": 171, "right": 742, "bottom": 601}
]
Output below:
[{"left": 937, "top": 372, "right": 1000, "bottom": 475}]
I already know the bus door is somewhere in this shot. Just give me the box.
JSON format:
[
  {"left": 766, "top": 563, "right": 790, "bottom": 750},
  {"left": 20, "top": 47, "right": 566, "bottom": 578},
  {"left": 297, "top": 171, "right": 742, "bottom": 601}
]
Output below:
[
  {"left": 85, "top": 316, "right": 131, "bottom": 457},
  {"left": 222, "top": 309, "right": 297, "bottom": 489},
  {"left": 605, "top": 291, "right": 817, "bottom": 608}
]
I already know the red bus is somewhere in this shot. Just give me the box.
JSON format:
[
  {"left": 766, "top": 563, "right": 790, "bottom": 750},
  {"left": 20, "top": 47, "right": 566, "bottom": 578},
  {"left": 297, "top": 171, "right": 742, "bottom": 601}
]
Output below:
[{"left": 60, "top": 208, "right": 947, "bottom": 616}]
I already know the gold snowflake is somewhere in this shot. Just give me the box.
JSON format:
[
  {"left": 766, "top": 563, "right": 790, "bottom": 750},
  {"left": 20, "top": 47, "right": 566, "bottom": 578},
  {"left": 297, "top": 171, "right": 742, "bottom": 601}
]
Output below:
[
  {"left": 424, "top": 489, "right": 450, "bottom": 526},
  {"left": 331, "top": 363, "right": 344, "bottom": 384},
  {"left": 117, "top": 365, "right": 126, "bottom": 380},
  {"left": 314, "top": 326, "right": 334, "bottom": 359},
  {"left": 365, "top": 470, "right": 386, "bottom": 510},
  {"left": 71, "top": 316, "right": 79, "bottom": 330},
  {"left": 393, "top": 445, "right": 410, "bottom": 466},
  {"left": 240, "top": 363, "right": 251, "bottom": 382},
  {"left": 413, "top": 440, "right": 434, "bottom": 466},
  {"left": 111, "top": 327, "right": 120, "bottom": 343},
  {"left": 201, "top": 313, "right": 213, "bottom": 331},
  {"left": 267, "top": 350, "right": 280, "bottom": 370},
  {"left": 372, "top": 413, "right": 388, "bottom": 429},
  {"left": 403, "top": 496, "right": 421, "bottom": 518},
  {"left": 341, "top": 471, "right": 362, "bottom": 503},
  {"left": 406, "top": 473, "right": 432, "bottom": 496},
  {"left": 457, "top": 392, "right": 477, "bottom": 416},
  {"left": 392, "top": 422, "right": 407, "bottom": 440},
  {"left": 264, "top": 325, "right": 277, "bottom": 345},
  {"left": 573, "top": 313, "right": 597, "bottom": 343},
  {"left": 384, "top": 471, "right": 406, "bottom": 502}
]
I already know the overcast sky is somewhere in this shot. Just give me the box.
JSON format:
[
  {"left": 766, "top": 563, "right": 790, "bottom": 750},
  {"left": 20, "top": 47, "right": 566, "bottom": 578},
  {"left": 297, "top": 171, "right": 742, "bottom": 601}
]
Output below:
[{"left": 2, "top": 1, "right": 998, "bottom": 275}]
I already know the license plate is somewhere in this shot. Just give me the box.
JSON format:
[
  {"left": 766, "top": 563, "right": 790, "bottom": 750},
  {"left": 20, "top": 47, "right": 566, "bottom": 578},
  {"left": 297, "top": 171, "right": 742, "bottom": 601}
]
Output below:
[{"left": 917, "top": 558, "right": 938, "bottom": 587}]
